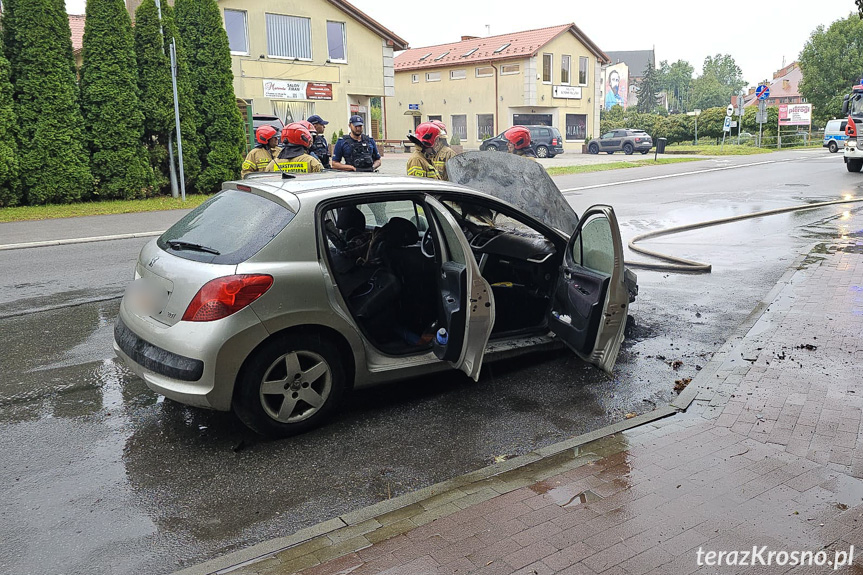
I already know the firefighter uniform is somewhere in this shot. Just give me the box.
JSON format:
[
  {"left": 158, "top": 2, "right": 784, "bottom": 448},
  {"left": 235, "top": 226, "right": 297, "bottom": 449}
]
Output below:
[
  {"left": 406, "top": 149, "right": 439, "bottom": 179},
  {"left": 241, "top": 146, "right": 278, "bottom": 177},
  {"left": 433, "top": 145, "right": 458, "bottom": 180},
  {"left": 266, "top": 153, "right": 323, "bottom": 173}
]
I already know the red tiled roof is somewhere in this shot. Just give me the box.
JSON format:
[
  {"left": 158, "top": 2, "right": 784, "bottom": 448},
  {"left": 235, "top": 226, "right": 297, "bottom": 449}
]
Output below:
[
  {"left": 744, "top": 62, "right": 802, "bottom": 107},
  {"left": 69, "top": 14, "right": 86, "bottom": 54},
  {"left": 394, "top": 23, "right": 607, "bottom": 71}
]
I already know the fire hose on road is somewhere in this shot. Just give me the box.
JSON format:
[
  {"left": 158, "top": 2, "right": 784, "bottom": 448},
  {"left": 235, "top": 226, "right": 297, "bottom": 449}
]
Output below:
[{"left": 625, "top": 196, "right": 863, "bottom": 273}]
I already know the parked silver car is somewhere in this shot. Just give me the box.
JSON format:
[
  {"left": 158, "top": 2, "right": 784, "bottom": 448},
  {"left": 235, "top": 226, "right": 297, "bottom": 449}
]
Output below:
[{"left": 114, "top": 153, "right": 636, "bottom": 437}]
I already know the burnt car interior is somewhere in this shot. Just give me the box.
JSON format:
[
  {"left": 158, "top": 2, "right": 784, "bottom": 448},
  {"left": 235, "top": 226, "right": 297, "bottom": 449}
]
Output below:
[{"left": 322, "top": 196, "right": 562, "bottom": 356}]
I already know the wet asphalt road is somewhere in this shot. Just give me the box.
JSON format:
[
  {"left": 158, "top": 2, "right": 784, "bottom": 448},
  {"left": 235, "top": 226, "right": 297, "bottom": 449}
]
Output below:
[{"left": 1, "top": 149, "right": 862, "bottom": 575}]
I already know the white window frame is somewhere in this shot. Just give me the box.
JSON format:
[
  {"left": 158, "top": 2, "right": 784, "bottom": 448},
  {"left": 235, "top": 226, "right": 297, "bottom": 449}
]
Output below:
[
  {"left": 266, "top": 13, "right": 313, "bottom": 61},
  {"left": 450, "top": 69, "right": 466, "bottom": 80},
  {"left": 579, "top": 56, "right": 589, "bottom": 85},
  {"left": 475, "top": 66, "right": 494, "bottom": 78},
  {"left": 426, "top": 72, "right": 441, "bottom": 82},
  {"left": 411, "top": 74, "right": 419, "bottom": 83},
  {"left": 477, "top": 114, "right": 494, "bottom": 141},
  {"left": 560, "top": 55, "right": 571, "bottom": 85},
  {"left": 500, "top": 64, "right": 520, "bottom": 75},
  {"left": 542, "top": 53, "right": 553, "bottom": 84},
  {"left": 326, "top": 21, "right": 347, "bottom": 63},
  {"left": 224, "top": 9, "right": 249, "bottom": 55}
]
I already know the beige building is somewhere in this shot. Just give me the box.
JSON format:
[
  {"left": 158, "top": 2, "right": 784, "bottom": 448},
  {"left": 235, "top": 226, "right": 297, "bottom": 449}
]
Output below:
[
  {"left": 385, "top": 24, "right": 609, "bottom": 152},
  {"left": 126, "top": 0, "right": 407, "bottom": 130}
]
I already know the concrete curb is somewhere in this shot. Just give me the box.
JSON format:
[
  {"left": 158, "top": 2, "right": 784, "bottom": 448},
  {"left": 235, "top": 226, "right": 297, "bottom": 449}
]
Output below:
[
  {"left": 172, "top": 405, "right": 677, "bottom": 575},
  {"left": 0, "top": 230, "right": 164, "bottom": 251}
]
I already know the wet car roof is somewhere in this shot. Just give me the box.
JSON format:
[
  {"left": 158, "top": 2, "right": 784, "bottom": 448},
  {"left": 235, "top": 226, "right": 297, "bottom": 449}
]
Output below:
[{"left": 235, "top": 172, "right": 478, "bottom": 196}]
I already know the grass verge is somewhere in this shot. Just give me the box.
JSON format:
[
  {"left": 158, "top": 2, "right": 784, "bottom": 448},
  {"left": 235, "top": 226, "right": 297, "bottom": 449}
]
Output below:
[
  {"left": 546, "top": 157, "right": 703, "bottom": 176},
  {"left": 663, "top": 144, "right": 776, "bottom": 156},
  {"left": 0, "top": 194, "right": 212, "bottom": 224}
]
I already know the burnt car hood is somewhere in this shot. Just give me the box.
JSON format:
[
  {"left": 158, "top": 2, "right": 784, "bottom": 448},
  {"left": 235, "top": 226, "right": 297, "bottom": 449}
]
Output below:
[{"left": 446, "top": 151, "right": 579, "bottom": 236}]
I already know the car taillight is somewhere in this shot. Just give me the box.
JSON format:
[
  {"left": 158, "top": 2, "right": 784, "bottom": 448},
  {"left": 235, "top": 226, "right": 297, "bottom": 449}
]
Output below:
[
  {"left": 635, "top": 138, "right": 643, "bottom": 142},
  {"left": 552, "top": 138, "right": 558, "bottom": 145},
  {"left": 182, "top": 274, "right": 273, "bottom": 322}
]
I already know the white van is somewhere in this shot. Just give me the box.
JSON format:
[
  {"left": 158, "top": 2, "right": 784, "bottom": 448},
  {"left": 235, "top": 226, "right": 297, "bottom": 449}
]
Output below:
[{"left": 824, "top": 119, "right": 848, "bottom": 153}]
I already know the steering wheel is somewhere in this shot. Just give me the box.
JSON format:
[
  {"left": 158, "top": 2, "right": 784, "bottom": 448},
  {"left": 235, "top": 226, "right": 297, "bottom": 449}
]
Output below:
[{"left": 421, "top": 227, "right": 435, "bottom": 258}]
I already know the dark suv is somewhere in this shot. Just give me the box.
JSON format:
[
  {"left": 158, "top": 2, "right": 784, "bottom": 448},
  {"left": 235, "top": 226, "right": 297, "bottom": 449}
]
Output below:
[
  {"left": 588, "top": 129, "right": 653, "bottom": 155},
  {"left": 480, "top": 125, "right": 565, "bottom": 158}
]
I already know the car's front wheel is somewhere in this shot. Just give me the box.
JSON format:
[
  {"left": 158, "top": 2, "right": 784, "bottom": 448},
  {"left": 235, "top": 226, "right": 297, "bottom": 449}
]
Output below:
[
  {"left": 623, "top": 143, "right": 634, "bottom": 155},
  {"left": 486, "top": 144, "right": 498, "bottom": 152},
  {"left": 828, "top": 141, "right": 838, "bottom": 153},
  {"left": 233, "top": 333, "right": 346, "bottom": 438},
  {"left": 588, "top": 143, "right": 599, "bottom": 154},
  {"left": 847, "top": 159, "right": 863, "bottom": 173},
  {"left": 536, "top": 145, "right": 549, "bottom": 158}
]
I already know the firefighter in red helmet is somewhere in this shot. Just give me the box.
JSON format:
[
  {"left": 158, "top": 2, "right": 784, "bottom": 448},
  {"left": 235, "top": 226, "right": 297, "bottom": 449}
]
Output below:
[
  {"left": 503, "top": 126, "right": 537, "bottom": 160},
  {"left": 242, "top": 125, "right": 279, "bottom": 176},
  {"left": 406, "top": 122, "right": 441, "bottom": 178},
  {"left": 266, "top": 123, "right": 323, "bottom": 173}
]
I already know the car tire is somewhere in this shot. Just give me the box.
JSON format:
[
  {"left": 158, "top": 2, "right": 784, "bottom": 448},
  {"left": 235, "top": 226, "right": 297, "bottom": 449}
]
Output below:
[
  {"left": 828, "top": 141, "right": 838, "bottom": 153},
  {"left": 232, "top": 333, "right": 346, "bottom": 438},
  {"left": 623, "top": 143, "right": 634, "bottom": 155},
  {"left": 588, "top": 143, "right": 599, "bottom": 154},
  {"left": 847, "top": 159, "right": 863, "bottom": 173},
  {"left": 536, "top": 145, "right": 549, "bottom": 158},
  {"left": 486, "top": 145, "right": 498, "bottom": 152}
]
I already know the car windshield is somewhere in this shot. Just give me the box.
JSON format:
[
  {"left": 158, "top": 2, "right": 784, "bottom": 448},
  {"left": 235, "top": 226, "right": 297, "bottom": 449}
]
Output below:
[
  {"left": 158, "top": 190, "right": 295, "bottom": 264},
  {"left": 446, "top": 151, "right": 579, "bottom": 235}
]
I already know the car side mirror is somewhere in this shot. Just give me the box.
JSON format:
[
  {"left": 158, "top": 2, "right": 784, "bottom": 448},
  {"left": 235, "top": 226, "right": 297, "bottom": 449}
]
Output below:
[{"left": 843, "top": 95, "right": 849, "bottom": 117}]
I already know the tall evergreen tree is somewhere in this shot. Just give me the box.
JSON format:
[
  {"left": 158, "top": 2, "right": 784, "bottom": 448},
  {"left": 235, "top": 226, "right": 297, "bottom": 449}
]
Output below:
[
  {"left": 4, "top": 0, "right": 92, "bottom": 204},
  {"left": 636, "top": 60, "right": 662, "bottom": 113},
  {"left": 80, "top": 0, "right": 154, "bottom": 199},
  {"left": 134, "top": 0, "right": 200, "bottom": 194},
  {"left": 175, "top": 0, "right": 245, "bottom": 193},
  {"left": 0, "top": 32, "right": 21, "bottom": 207}
]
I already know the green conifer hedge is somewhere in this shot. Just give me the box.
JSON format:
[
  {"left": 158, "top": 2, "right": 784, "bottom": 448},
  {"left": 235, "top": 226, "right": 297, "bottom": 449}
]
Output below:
[{"left": 0, "top": 34, "right": 20, "bottom": 207}]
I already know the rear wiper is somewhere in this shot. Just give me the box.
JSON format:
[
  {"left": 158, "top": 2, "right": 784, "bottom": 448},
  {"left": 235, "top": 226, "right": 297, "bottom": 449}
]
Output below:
[{"left": 166, "top": 240, "right": 221, "bottom": 255}]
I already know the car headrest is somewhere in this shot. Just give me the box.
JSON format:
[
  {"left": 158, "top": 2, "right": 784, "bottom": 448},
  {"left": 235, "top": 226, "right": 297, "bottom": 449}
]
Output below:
[
  {"left": 382, "top": 217, "right": 418, "bottom": 247},
  {"left": 336, "top": 206, "right": 365, "bottom": 231}
]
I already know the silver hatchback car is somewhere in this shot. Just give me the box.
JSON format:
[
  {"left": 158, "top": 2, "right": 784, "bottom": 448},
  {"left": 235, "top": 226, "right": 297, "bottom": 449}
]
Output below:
[{"left": 114, "top": 153, "right": 637, "bottom": 437}]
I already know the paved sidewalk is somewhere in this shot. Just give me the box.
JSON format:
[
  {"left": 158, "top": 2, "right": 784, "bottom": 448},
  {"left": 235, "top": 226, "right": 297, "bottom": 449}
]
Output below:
[{"left": 179, "top": 241, "right": 863, "bottom": 575}]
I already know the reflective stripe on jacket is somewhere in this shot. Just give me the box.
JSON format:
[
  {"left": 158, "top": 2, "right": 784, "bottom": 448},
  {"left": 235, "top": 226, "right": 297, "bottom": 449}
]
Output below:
[
  {"left": 266, "top": 153, "right": 324, "bottom": 173},
  {"left": 406, "top": 150, "right": 439, "bottom": 178},
  {"left": 241, "top": 147, "right": 277, "bottom": 176}
]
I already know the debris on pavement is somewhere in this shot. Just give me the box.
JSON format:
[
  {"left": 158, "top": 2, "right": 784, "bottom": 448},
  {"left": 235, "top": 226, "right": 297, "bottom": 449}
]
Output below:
[
  {"left": 795, "top": 343, "right": 818, "bottom": 351},
  {"left": 669, "top": 360, "right": 683, "bottom": 370},
  {"left": 674, "top": 378, "right": 692, "bottom": 393},
  {"left": 625, "top": 413, "right": 637, "bottom": 419}
]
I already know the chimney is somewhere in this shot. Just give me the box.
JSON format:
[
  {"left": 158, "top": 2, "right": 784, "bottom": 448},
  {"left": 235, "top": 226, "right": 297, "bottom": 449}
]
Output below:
[{"left": 461, "top": 35, "right": 479, "bottom": 41}]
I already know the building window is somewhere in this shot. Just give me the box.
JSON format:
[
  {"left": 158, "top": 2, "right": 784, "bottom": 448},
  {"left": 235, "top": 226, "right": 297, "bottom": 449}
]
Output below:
[
  {"left": 428, "top": 115, "right": 442, "bottom": 122},
  {"left": 560, "top": 55, "right": 571, "bottom": 85},
  {"left": 426, "top": 72, "right": 441, "bottom": 82},
  {"left": 500, "top": 64, "right": 520, "bottom": 75},
  {"left": 476, "top": 66, "right": 494, "bottom": 77},
  {"left": 266, "top": 14, "right": 312, "bottom": 60},
  {"left": 450, "top": 69, "right": 466, "bottom": 80},
  {"left": 565, "top": 114, "right": 587, "bottom": 141},
  {"left": 542, "top": 53, "right": 552, "bottom": 83},
  {"left": 477, "top": 114, "right": 494, "bottom": 141},
  {"left": 579, "top": 56, "right": 589, "bottom": 85},
  {"left": 411, "top": 74, "right": 419, "bottom": 83},
  {"left": 224, "top": 9, "right": 248, "bottom": 55},
  {"left": 451, "top": 115, "right": 467, "bottom": 141},
  {"left": 326, "top": 21, "right": 346, "bottom": 62}
]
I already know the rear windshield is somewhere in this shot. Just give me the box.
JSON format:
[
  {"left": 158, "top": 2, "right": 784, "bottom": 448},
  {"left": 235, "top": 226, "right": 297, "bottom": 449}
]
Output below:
[{"left": 158, "top": 190, "right": 295, "bottom": 265}]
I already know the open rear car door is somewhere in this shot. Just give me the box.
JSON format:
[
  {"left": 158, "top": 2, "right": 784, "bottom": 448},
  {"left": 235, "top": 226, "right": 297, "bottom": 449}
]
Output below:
[
  {"left": 423, "top": 196, "right": 495, "bottom": 380},
  {"left": 549, "top": 206, "right": 629, "bottom": 373}
]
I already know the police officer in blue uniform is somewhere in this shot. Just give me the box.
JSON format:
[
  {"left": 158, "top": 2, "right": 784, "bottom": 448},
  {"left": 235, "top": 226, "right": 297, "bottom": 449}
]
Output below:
[
  {"left": 332, "top": 115, "right": 382, "bottom": 172},
  {"left": 307, "top": 114, "right": 331, "bottom": 169}
]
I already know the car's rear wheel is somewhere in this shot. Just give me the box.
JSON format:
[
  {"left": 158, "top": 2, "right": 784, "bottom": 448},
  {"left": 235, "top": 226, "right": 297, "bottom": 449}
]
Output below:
[
  {"left": 233, "top": 333, "right": 345, "bottom": 438},
  {"left": 486, "top": 145, "right": 498, "bottom": 152},
  {"left": 536, "top": 145, "right": 549, "bottom": 158},
  {"left": 828, "top": 141, "right": 838, "bottom": 153},
  {"left": 623, "top": 143, "right": 634, "bottom": 155},
  {"left": 588, "top": 143, "right": 599, "bottom": 154}
]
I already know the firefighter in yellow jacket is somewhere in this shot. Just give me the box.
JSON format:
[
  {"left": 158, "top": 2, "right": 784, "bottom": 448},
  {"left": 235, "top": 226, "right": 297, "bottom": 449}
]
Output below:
[
  {"left": 405, "top": 122, "right": 441, "bottom": 179},
  {"left": 429, "top": 120, "right": 458, "bottom": 180},
  {"left": 242, "top": 125, "right": 279, "bottom": 176},
  {"left": 266, "top": 123, "right": 324, "bottom": 173}
]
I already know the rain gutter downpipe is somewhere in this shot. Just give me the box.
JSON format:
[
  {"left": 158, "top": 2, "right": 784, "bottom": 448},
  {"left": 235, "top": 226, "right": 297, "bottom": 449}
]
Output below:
[{"left": 490, "top": 62, "right": 499, "bottom": 134}]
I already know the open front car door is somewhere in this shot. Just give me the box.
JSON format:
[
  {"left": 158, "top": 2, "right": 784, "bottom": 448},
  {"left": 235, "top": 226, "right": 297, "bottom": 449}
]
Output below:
[
  {"left": 550, "top": 205, "right": 628, "bottom": 373},
  {"left": 424, "top": 196, "right": 495, "bottom": 381}
]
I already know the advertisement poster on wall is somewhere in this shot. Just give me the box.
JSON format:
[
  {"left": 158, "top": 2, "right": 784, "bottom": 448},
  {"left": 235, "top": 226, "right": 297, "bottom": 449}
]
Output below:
[
  {"left": 263, "top": 80, "right": 333, "bottom": 100},
  {"left": 604, "top": 63, "right": 628, "bottom": 110},
  {"left": 565, "top": 114, "right": 587, "bottom": 141}
]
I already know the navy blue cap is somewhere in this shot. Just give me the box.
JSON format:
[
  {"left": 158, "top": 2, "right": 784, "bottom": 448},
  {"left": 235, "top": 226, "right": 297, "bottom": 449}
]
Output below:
[
  {"left": 307, "top": 114, "right": 328, "bottom": 125},
  {"left": 349, "top": 115, "right": 364, "bottom": 126}
]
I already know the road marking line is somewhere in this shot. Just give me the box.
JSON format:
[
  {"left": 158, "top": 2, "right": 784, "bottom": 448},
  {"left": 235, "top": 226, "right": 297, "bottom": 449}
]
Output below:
[
  {"left": 0, "top": 231, "right": 164, "bottom": 251},
  {"left": 561, "top": 158, "right": 795, "bottom": 193}
]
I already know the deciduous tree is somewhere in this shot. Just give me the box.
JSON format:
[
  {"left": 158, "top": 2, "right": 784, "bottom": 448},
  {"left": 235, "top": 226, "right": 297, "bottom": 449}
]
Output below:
[
  {"left": 175, "top": 0, "right": 245, "bottom": 193},
  {"left": 3, "top": 0, "right": 93, "bottom": 204},
  {"left": 80, "top": 0, "right": 155, "bottom": 199}
]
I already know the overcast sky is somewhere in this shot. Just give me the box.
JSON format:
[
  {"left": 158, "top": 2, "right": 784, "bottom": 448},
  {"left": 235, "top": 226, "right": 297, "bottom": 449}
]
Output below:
[{"left": 65, "top": 0, "right": 855, "bottom": 87}]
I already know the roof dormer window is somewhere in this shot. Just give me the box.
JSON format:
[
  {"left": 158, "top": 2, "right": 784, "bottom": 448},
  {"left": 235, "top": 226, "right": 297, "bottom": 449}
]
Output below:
[
  {"left": 434, "top": 51, "right": 450, "bottom": 61},
  {"left": 418, "top": 52, "right": 432, "bottom": 61},
  {"left": 461, "top": 48, "right": 478, "bottom": 57}
]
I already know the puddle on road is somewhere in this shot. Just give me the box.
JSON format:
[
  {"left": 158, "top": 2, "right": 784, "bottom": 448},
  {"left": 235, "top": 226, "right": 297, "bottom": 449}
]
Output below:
[{"left": 529, "top": 480, "right": 602, "bottom": 508}]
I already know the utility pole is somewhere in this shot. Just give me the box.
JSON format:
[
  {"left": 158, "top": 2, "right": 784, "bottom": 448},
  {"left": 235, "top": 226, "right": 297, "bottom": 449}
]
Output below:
[{"left": 155, "top": 0, "right": 186, "bottom": 201}]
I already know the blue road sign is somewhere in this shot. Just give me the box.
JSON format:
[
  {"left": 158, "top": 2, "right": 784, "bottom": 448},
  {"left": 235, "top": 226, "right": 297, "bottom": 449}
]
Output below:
[
  {"left": 756, "top": 85, "right": 770, "bottom": 100},
  {"left": 723, "top": 116, "right": 732, "bottom": 132},
  {"left": 408, "top": 104, "right": 419, "bottom": 110}
]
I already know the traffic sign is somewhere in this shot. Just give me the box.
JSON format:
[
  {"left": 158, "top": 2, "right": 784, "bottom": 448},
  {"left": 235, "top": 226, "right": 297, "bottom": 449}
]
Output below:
[
  {"left": 756, "top": 85, "right": 770, "bottom": 100},
  {"left": 726, "top": 104, "right": 734, "bottom": 116},
  {"left": 756, "top": 112, "right": 768, "bottom": 124},
  {"left": 723, "top": 116, "right": 732, "bottom": 132}
]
